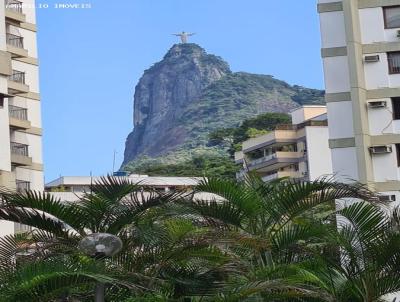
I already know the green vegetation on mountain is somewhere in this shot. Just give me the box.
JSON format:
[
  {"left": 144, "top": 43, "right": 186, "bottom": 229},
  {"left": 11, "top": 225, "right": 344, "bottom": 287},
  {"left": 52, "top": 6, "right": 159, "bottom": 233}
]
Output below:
[
  {"left": 126, "top": 112, "right": 290, "bottom": 178},
  {"left": 123, "top": 44, "right": 324, "bottom": 177},
  {"left": 129, "top": 151, "right": 239, "bottom": 179},
  {"left": 179, "top": 72, "right": 323, "bottom": 149},
  {"left": 208, "top": 112, "right": 291, "bottom": 154}
]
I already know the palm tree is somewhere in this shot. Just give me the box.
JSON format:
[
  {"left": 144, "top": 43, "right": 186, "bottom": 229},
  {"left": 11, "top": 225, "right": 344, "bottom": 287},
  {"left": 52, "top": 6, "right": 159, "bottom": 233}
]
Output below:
[
  {"left": 0, "top": 176, "right": 228, "bottom": 301},
  {"left": 184, "top": 175, "right": 400, "bottom": 301},
  {"left": 1, "top": 175, "right": 400, "bottom": 302}
]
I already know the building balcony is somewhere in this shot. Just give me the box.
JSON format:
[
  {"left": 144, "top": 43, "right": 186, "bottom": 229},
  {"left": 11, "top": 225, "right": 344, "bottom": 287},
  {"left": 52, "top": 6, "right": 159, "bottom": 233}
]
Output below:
[
  {"left": 248, "top": 151, "right": 303, "bottom": 173},
  {"left": 261, "top": 171, "right": 302, "bottom": 182},
  {"left": 10, "top": 142, "right": 32, "bottom": 167},
  {"left": 8, "top": 70, "right": 29, "bottom": 95},
  {"left": 16, "top": 180, "right": 30, "bottom": 192},
  {"left": 9, "top": 105, "right": 30, "bottom": 130},
  {"left": 6, "top": 33, "right": 28, "bottom": 58},
  {"left": 5, "top": 0, "right": 26, "bottom": 23},
  {"left": 242, "top": 130, "right": 298, "bottom": 153}
]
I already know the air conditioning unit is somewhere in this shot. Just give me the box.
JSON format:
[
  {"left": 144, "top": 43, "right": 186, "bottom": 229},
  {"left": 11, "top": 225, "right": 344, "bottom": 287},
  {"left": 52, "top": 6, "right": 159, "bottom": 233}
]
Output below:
[
  {"left": 397, "top": 30, "right": 400, "bottom": 38},
  {"left": 364, "top": 55, "right": 380, "bottom": 63},
  {"left": 378, "top": 195, "right": 396, "bottom": 202},
  {"left": 369, "top": 145, "right": 393, "bottom": 154},
  {"left": 302, "top": 171, "right": 308, "bottom": 176},
  {"left": 368, "top": 100, "right": 387, "bottom": 108}
]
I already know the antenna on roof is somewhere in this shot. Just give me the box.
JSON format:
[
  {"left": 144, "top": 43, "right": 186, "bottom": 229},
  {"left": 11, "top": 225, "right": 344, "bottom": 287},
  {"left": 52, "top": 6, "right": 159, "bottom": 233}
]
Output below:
[{"left": 112, "top": 150, "right": 117, "bottom": 174}]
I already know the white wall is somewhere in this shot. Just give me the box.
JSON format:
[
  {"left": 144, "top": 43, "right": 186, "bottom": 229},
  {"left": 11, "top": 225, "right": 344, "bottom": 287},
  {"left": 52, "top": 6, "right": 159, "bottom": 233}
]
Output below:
[
  {"left": 371, "top": 145, "right": 399, "bottom": 182},
  {"left": 367, "top": 98, "right": 400, "bottom": 135},
  {"left": 363, "top": 53, "right": 389, "bottom": 89},
  {"left": 0, "top": 97, "right": 11, "bottom": 171},
  {"left": 305, "top": 126, "right": 333, "bottom": 180},
  {"left": 360, "top": 7, "right": 400, "bottom": 44},
  {"left": 319, "top": 11, "right": 346, "bottom": 48},
  {"left": 359, "top": 8, "right": 386, "bottom": 44},
  {"left": 20, "top": 28, "right": 37, "bottom": 58},
  {"left": 322, "top": 56, "right": 351, "bottom": 93},
  {"left": 21, "top": 0, "right": 36, "bottom": 25},
  {"left": 327, "top": 101, "right": 355, "bottom": 139},
  {"left": 0, "top": 221, "right": 16, "bottom": 237},
  {"left": 331, "top": 147, "right": 359, "bottom": 182},
  {"left": 0, "top": 1, "right": 6, "bottom": 51}
]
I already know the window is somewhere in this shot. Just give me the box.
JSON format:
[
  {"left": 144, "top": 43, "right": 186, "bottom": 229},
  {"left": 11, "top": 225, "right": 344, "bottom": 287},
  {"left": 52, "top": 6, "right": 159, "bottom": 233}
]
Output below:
[
  {"left": 388, "top": 52, "right": 400, "bottom": 74},
  {"left": 0, "top": 95, "right": 3, "bottom": 108},
  {"left": 396, "top": 144, "right": 400, "bottom": 167},
  {"left": 384, "top": 6, "right": 400, "bottom": 28},
  {"left": 393, "top": 98, "right": 400, "bottom": 120}
]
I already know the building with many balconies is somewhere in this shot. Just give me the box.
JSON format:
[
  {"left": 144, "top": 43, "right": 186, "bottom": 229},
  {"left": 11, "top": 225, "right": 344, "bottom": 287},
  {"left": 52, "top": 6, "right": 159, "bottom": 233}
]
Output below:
[
  {"left": 0, "top": 0, "right": 43, "bottom": 235},
  {"left": 235, "top": 106, "right": 333, "bottom": 182},
  {"left": 318, "top": 0, "right": 400, "bottom": 202}
]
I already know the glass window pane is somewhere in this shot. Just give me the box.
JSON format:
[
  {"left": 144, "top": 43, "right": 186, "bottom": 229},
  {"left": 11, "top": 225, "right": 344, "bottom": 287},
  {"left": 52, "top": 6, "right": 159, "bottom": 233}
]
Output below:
[
  {"left": 388, "top": 52, "right": 400, "bottom": 74},
  {"left": 385, "top": 6, "right": 400, "bottom": 28},
  {"left": 392, "top": 98, "right": 400, "bottom": 120}
]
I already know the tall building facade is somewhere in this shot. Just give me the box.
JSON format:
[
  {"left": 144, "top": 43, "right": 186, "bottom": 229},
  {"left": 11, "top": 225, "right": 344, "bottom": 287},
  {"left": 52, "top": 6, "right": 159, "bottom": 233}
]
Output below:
[
  {"left": 0, "top": 0, "right": 43, "bottom": 235},
  {"left": 318, "top": 0, "right": 400, "bottom": 200}
]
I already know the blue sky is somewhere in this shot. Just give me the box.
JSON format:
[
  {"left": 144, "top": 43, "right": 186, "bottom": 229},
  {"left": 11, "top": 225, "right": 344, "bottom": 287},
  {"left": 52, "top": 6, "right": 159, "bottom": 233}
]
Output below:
[{"left": 37, "top": 0, "right": 324, "bottom": 182}]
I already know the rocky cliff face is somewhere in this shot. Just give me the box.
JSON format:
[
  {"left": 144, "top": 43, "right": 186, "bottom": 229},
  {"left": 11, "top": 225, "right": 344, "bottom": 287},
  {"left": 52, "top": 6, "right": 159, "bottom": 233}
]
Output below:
[
  {"left": 123, "top": 44, "right": 230, "bottom": 164},
  {"left": 123, "top": 43, "right": 324, "bottom": 167}
]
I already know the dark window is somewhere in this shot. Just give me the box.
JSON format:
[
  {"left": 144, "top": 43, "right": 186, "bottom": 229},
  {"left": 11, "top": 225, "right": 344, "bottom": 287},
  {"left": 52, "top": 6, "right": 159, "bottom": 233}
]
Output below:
[
  {"left": 384, "top": 6, "right": 400, "bottom": 28},
  {"left": 393, "top": 98, "right": 400, "bottom": 120},
  {"left": 0, "top": 95, "right": 3, "bottom": 108},
  {"left": 396, "top": 144, "right": 400, "bottom": 167},
  {"left": 388, "top": 52, "right": 400, "bottom": 74}
]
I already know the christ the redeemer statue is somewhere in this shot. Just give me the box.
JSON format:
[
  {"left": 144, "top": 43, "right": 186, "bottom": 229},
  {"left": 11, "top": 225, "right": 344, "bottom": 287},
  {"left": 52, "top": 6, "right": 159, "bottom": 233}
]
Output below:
[{"left": 172, "top": 31, "right": 195, "bottom": 43}]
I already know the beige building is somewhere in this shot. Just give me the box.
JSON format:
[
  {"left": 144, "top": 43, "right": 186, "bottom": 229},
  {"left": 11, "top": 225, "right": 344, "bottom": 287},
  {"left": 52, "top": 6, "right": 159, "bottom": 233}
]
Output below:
[
  {"left": 0, "top": 0, "right": 43, "bottom": 235},
  {"left": 318, "top": 0, "right": 400, "bottom": 201},
  {"left": 235, "top": 106, "right": 332, "bottom": 182}
]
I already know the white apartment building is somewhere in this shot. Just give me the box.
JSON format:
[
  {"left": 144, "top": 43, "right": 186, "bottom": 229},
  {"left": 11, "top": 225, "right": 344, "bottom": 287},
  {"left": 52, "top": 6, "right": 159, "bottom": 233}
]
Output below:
[
  {"left": 318, "top": 0, "right": 400, "bottom": 201},
  {"left": 235, "top": 106, "right": 333, "bottom": 182},
  {"left": 0, "top": 0, "right": 43, "bottom": 235},
  {"left": 45, "top": 175, "right": 219, "bottom": 202}
]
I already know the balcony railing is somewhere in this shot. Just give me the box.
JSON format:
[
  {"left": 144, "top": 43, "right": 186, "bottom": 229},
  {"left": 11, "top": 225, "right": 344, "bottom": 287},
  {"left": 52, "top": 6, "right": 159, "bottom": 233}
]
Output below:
[
  {"left": 274, "top": 120, "right": 328, "bottom": 131},
  {"left": 262, "top": 173, "right": 279, "bottom": 182},
  {"left": 388, "top": 54, "right": 400, "bottom": 74},
  {"left": 6, "top": 33, "right": 23, "bottom": 48},
  {"left": 16, "top": 180, "right": 30, "bottom": 192},
  {"left": 9, "top": 70, "right": 25, "bottom": 84},
  {"left": 5, "top": 0, "right": 23, "bottom": 14},
  {"left": 9, "top": 105, "right": 27, "bottom": 120},
  {"left": 10, "top": 142, "right": 28, "bottom": 156},
  {"left": 248, "top": 153, "right": 277, "bottom": 167}
]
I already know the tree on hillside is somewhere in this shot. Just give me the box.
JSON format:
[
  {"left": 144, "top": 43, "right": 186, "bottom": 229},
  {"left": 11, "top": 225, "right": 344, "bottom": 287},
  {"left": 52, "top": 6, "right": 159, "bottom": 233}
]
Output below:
[{"left": 208, "top": 112, "right": 291, "bottom": 154}]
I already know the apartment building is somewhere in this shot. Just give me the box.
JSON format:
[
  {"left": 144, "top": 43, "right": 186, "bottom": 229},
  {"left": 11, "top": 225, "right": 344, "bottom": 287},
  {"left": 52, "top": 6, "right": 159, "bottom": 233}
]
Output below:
[
  {"left": 45, "top": 175, "right": 220, "bottom": 202},
  {"left": 318, "top": 0, "right": 400, "bottom": 201},
  {"left": 0, "top": 0, "right": 43, "bottom": 235},
  {"left": 235, "top": 106, "right": 332, "bottom": 182}
]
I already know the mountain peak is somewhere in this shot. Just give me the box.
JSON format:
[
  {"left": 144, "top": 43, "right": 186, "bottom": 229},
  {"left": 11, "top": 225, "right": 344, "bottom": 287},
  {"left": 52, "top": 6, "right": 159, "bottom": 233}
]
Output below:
[
  {"left": 165, "top": 43, "right": 206, "bottom": 58},
  {"left": 122, "top": 45, "right": 232, "bottom": 164},
  {"left": 122, "top": 45, "right": 324, "bottom": 167}
]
